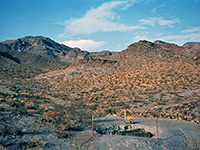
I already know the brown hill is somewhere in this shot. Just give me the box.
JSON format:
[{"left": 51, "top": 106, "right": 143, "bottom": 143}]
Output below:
[
  {"left": 154, "top": 40, "right": 200, "bottom": 60},
  {"left": 0, "top": 40, "right": 199, "bottom": 123},
  {"left": 30, "top": 40, "right": 199, "bottom": 121}
]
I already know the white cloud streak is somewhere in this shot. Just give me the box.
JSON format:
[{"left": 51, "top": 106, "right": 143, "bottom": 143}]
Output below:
[
  {"left": 160, "top": 33, "right": 200, "bottom": 45},
  {"left": 151, "top": 4, "right": 165, "bottom": 13},
  {"left": 139, "top": 17, "right": 180, "bottom": 27},
  {"left": 62, "top": 40, "right": 105, "bottom": 50},
  {"left": 59, "top": 0, "right": 144, "bottom": 37},
  {"left": 182, "top": 27, "right": 200, "bottom": 33},
  {"left": 134, "top": 35, "right": 150, "bottom": 41}
]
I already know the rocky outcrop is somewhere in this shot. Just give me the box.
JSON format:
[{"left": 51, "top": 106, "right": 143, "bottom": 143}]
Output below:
[{"left": 94, "top": 123, "right": 153, "bottom": 138}]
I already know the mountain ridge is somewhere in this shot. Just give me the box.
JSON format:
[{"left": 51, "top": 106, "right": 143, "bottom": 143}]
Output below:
[
  {"left": 183, "top": 42, "right": 200, "bottom": 47},
  {"left": 0, "top": 36, "right": 112, "bottom": 63}
]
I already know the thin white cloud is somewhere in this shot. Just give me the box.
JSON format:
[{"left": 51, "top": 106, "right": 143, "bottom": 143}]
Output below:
[
  {"left": 151, "top": 4, "right": 165, "bottom": 13},
  {"left": 182, "top": 27, "right": 200, "bottom": 33},
  {"left": 62, "top": 40, "right": 105, "bottom": 50},
  {"left": 59, "top": 0, "right": 144, "bottom": 37},
  {"left": 160, "top": 27, "right": 200, "bottom": 45},
  {"left": 134, "top": 35, "right": 150, "bottom": 41},
  {"left": 139, "top": 17, "right": 180, "bottom": 27},
  {"left": 160, "top": 33, "right": 200, "bottom": 45},
  {"left": 121, "top": 0, "right": 137, "bottom": 10}
]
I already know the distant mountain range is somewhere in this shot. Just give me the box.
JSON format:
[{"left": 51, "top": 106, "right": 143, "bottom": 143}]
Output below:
[
  {"left": 1, "top": 36, "right": 199, "bottom": 64},
  {"left": 0, "top": 36, "right": 112, "bottom": 64},
  {"left": 0, "top": 36, "right": 199, "bottom": 80}
]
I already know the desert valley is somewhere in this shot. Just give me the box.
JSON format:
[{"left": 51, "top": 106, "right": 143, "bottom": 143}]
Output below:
[{"left": 0, "top": 36, "right": 199, "bottom": 149}]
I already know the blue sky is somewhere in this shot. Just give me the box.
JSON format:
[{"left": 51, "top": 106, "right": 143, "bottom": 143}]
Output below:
[{"left": 0, "top": 0, "right": 200, "bottom": 52}]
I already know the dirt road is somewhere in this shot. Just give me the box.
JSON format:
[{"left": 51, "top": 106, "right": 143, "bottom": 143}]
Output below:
[{"left": 55, "top": 117, "right": 200, "bottom": 150}]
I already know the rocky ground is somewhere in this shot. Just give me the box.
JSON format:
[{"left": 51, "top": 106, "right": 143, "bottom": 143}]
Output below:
[
  {"left": 29, "top": 116, "right": 199, "bottom": 150},
  {"left": 1, "top": 108, "right": 199, "bottom": 150}
]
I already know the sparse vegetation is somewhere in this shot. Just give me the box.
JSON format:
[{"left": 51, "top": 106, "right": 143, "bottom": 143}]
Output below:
[{"left": 0, "top": 39, "right": 199, "bottom": 149}]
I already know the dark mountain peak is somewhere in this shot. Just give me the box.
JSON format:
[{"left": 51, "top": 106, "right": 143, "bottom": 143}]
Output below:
[
  {"left": 22, "top": 35, "right": 46, "bottom": 40},
  {"left": 0, "top": 36, "right": 113, "bottom": 63},
  {"left": 153, "top": 40, "right": 167, "bottom": 45},
  {"left": 2, "top": 36, "right": 48, "bottom": 44},
  {"left": 137, "top": 40, "right": 153, "bottom": 45},
  {"left": 1, "top": 35, "right": 72, "bottom": 53},
  {"left": 0, "top": 36, "right": 84, "bottom": 63},
  {"left": 183, "top": 42, "right": 200, "bottom": 47}
]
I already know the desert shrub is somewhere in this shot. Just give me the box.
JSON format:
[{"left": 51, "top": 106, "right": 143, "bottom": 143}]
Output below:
[
  {"left": 11, "top": 98, "right": 27, "bottom": 114},
  {"left": 47, "top": 103, "right": 91, "bottom": 132},
  {"left": 25, "top": 137, "right": 48, "bottom": 149},
  {"left": 0, "top": 145, "right": 7, "bottom": 150},
  {"left": 0, "top": 113, "right": 21, "bottom": 136},
  {"left": 0, "top": 112, "right": 25, "bottom": 149},
  {"left": 56, "top": 131, "right": 72, "bottom": 138}
]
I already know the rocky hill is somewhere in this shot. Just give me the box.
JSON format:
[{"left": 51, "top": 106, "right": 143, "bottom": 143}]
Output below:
[
  {"left": 0, "top": 36, "right": 112, "bottom": 64},
  {"left": 29, "top": 40, "right": 199, "bottom": 123},
  {"left": 153, "top": 40, "right": 200, "bottom": 60}
]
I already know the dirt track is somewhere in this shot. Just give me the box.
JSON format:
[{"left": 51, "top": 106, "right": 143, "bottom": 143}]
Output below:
[
  {"left": 53, "top": 117, "right": 200, "bottom": 150},
  {"left": 1, "top": 112, "right": 199, "bottom": 150}
]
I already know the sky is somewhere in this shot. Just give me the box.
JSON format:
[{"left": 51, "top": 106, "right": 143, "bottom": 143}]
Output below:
[{"left": 0, "top": 0, "right": 200, "bottom": 52}]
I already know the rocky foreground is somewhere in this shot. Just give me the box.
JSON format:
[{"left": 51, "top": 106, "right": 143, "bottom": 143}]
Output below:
[{"left": 1, "top": 112, "right": 199, "bottom": 150}]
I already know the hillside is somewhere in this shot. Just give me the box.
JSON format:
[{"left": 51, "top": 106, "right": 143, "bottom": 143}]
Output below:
[
  {"left": 0, "top": 36, "right": 112, "bottom": 64},
  {"left": 1, "top": 40, "right": 199, "bottom": 120},
  {"left": 26, "top": 40, "right": 200, "bottom": 122},
  {"left": 0, "top": 47, "right": 69, "bottom": 80}
]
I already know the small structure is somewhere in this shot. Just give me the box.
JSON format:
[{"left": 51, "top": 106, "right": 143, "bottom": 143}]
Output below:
[{"left": 124, "top": 108, "right": 127, "bottom": 122}]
